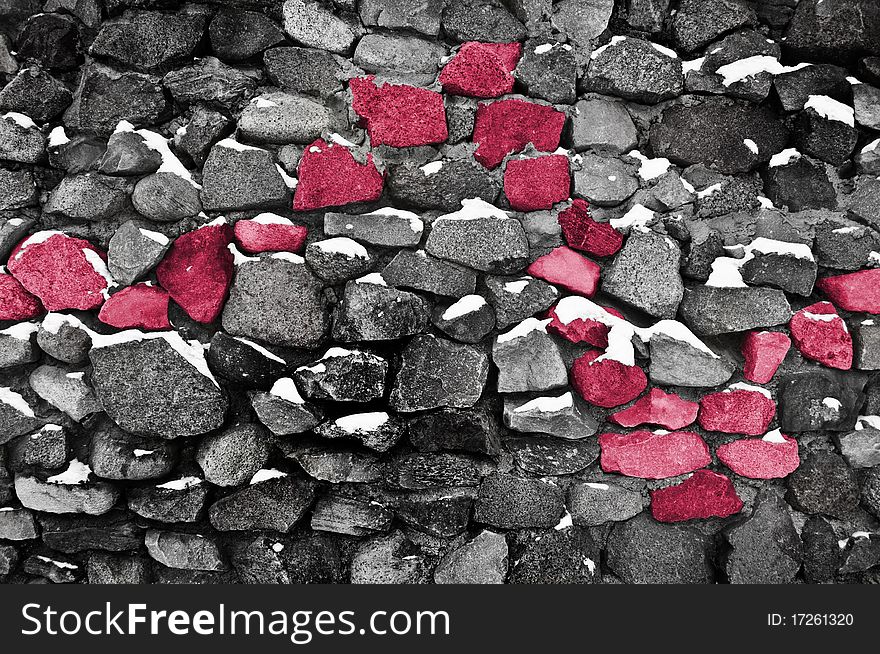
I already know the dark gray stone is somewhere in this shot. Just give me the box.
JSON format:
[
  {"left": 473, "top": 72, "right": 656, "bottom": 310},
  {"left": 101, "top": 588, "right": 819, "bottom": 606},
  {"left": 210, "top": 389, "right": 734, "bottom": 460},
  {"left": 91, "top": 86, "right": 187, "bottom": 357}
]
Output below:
[
  {"left": 332, "top": 277, "right": 431, "bottom": 342},
  {"left": 506, "top": 436, "right": 599, "bottom": 475},
  {"left": 679, "top": 285, "right": 792, "bottom": 335},
  {"left": 294, "top": 348, "right": 386, "bottom": 403},
  {"left": 196, "top": 423, "right": 270, "bottom": 487},
  {"left": 324, "top": 208, "right": 424, "bottom": 248},
  {"left": 604, "top": 230, "right": 684, "bottom": 318},
  {"left": 586, "top": 36, "right": 683, "bottom": 103},
  {"left": 209, "top": 9, "right": 285, "bottom": 62},
  {"left": 354, "top": 33, "right": 446, "bottom": 86},
  {"left": 492, "top": 320, "right": 567, "bottom": 393},
  {"left": 442, "top": 0, "right": 526, "bottom": 43},
  {"left": 432, "top": 294, "right": 496, "bottom": 343},
  {"left": 163, "top": 57, "right": 256, "bottom": 110},
  {"left": 434, "top": 530, "right": 508, "bottom": 584},
  {"left": 388, "top": 158, "right": 501, "bottom": 212},
  {"left": 265, "top": 47, "right": 344, "bottom": 99},
  {"left": 515, "top": 39, "right": 576, "bottom": 104},
  {"left": 408, "top": 406, "right": 502, "bottom": 455},
  {"left": 145, "top": 530, "right": 227, "bottom": 571},
  {"left": 127, "top": 479, "right": 209, "bottom": 523},
  {"left": 209, "top": 475, "right": 316, "bottom": 532},
  {"left": 310, "top": 492, "right": 393, "bottom": 536},
  {"left": 777, "top": 370, "right": 865, "bottom": 433},
  {"left": 0, "top": 66, "right": 72, "bottom": 122},
  {"left": 485, "top": 274, "right": 559, "bottom": 329},
  {"left": 568, "top": 481, "right": 644, "bottom": 526},
  {"left": 508, "top": 525, "right": 599, "bottom": 584},
  {"left": 360, "top": 0, "right": 445, "bottom": 36},
  {"left": 201, "top": 141, "right": 290, "bottom": 211},
  {"left": 349, "top": 530, "right": 430, "bottom": 584},
  {"left": 572, "top": 154, "right": 639, "bottom": 207},
  {"left": 474, "top": 473, "right": 564, "bottom": 529},
  {"left": 382, "top": 249, "right": 477, "bottom": 298},
  {"left": 786, "top": 452, "right": 860, "bottom": 518},
  {"left": 250, "top": 386, "right": 322, "bottom": 436},
  {"left": 282, "top": 0, "right": 362, "bottom": 54},
  {"left": 672, "top": 0, "right": 756, "bottom": 52},
  {"left": 304, "top": 237, "right": 373, "bottom": 284}
]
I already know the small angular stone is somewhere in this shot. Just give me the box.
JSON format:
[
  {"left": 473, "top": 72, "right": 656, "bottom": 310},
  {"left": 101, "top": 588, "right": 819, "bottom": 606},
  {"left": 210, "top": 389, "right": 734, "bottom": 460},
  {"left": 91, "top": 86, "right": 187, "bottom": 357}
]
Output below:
[
  {"left": 472, "top": 98, "right": 565, "bottom": 169},
  {"left": 572, "top": 154, "right": 638, "bottom": 207},
  {"left": 29, "top": 364, "right": 100, "bottom": 421},
  {"left": 359, "top": 0, "right": 444, "bottom": 36},
  {"left": 201, "top": 140, "right": 289, "bottom": 211},
  {"left": 98, "top": 284, "right": 171, "bottom": 331},
  {"left": 239, "top": 92, "right": 334, "bottom": 145},
  {"left": 294, "top": 348, "right": 387, "bottom": 403},
  {"left": 741, "top": 330, "right": 791, "bottom": 384},
  {"left": 196, "top": 424, "right": 270, "bottom": 487},
  {"left": 126, "top": 478, "right": 209, "bottom": 523},
  {"left": 789, "top": 301, "right": 852, "bottom": 370},
  {"left": 571, "top": 350, "right": 648, "bottom": 408},
  {"left": 89, "top": 426, "right": 175, "bottom": 481},
  {"left": 432, "top": 294, "right": 496, "bottom": 343},
  {"left": 293, "top": 138, "right": 384, "bottom": 211},
  {"left": 492, "top": 319, "right": 567, "bottom": 393},
  {"left": 698, "top": 386, "right": 776, "bottom": 436},
  {"left": 508, "top": 525, "right": 600, "bottom": 584},
  {"left": 388, "top": 157, "right": 501, "bottom": 211},
  {"left": 332, "top": 278, "right": 430, "bottom": 342},
  {"left": 609, "top": 388, "right": 699, "bottom": 431},
  {"left": 315, "top": 412, "right": 405, "bottom": 452},
  {"left": 354, "top": 34, "right": 445, "bottom": 87},
  {"left": 568, "top": 481, "right": 643, "bottom": 526},
  {"left": 350, "top": 531, "right": 430, "bottom": 584},
  {"left": 503, "top": 154, "right": 570, "bottom": 212},
  {"left": 474, "top": 473, "right": 563, "bottom": 529},
  {"left": 324, "top": 208, "right": 423, "bottom": 248},
  {"left": 440, "top": 41, "right": 521, "bottom": 98},
  {"left": 603, "top": 230, "right": 683, "bottom": 319},
  {"left": 834, "top": 427, "right": 880, "bottom": 469},
  {"left": 382, "top": 250, "right": 477, "bottom": 298},
  {"left": 503, "top": 391, "right": 598, "bottom": 439},
  {"left": 587, "top": 36, "right": 683, "bottom": 103},
  {"left": 250, "top": 384, "right": 322, "bottom": 436},
  {"left": 311, "top": 492, "right": 393, "bottom": 536},
  {"left": 209, "top": 475, "right": 315, "bottom": 532},
  {"left": 434, "top": 530, "right": 508, "bottom": 584},
  {"left": 145, "top": 530, "right": 226, "bottom": 571},
  {"left": 485, "top": 275, "right": 558, "bottom": 330},
  {"left": 163, "top": 57, "right": 255, "bottom": 109},
  {"left": 526, "top": 246, "right": 600, "bottom": 297}
]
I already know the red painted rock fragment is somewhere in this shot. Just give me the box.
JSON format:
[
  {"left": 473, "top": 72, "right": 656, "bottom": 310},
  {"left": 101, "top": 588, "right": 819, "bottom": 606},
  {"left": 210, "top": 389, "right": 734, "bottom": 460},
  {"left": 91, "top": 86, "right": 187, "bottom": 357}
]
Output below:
[
  {"left": 717, "top": 431, "right": 800, "bottom": 479},
  {"left": 440, "top": 41, "right": 521, "bottom": 98},
  {"left": 349, "top": 76, "right": 447, "bottom": 147},
  {"left": 556, "top": 199, "right": 623, "bottom": 257},
  {"left": 816, "top": 269, "right": 880, "bottom": 313},
  {"left": 7, "top": 231, "right": 111, "bottom": 311},
  {"left": 789, "top": 301, "right": 852, "bottom": 370},
  {"left": 472, "top": 98, "right": 566, "bottom": 169},
  {"left": 547, "top": 300, "right": 623, "bottom": 347},
  {"left": 98, "top": 283, "right": 171, "bottom": 330},
  {"left": 599, "top": 429, "right": 711, "bottom": 478},
  {"left": 233, "top": 214, "right": 307, "bottom": 254},
  {"left": 571, "top": 349, "right": 647, "bottom": 408},
  {"left": 503, "top": 155, "right": 570, "bottom": 211},
  {"left": 741, "top": 330, "right": 790, "bottom": 384},
  {"left": 0, "top": 273, "right": 43, "bottom": 321},
  {"left": 698, "top": 386, "right": 776, "bottom": 436},
  {"left": 610, "top": 387, "right": 700, "bottom": 430},
  {"left": 293, "top": 138, "right": 384, "bottom": 212},
  {"left": 650, "top": 469, "right": 744, "bottom": 522},
  {"left": 155, "top": 221, "right": 233, "bottom": 324},
  {"left": 526, "top": 246, "right": 600, "bottom": 297}
]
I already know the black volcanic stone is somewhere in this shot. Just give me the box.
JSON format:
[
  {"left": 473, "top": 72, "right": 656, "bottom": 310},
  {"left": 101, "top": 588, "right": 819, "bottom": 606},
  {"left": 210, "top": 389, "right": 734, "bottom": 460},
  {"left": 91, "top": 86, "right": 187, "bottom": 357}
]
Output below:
[
  {"left": 777, "top": 370, "right": 865, "bottom": 433},
  {"left": 786, "top": 451, "right": 860, "bottom": 518},
  {"left": 474, "top": 473, "right": 564, "bottom": 529},
  {"left": 509, "top": 526, "right": 600, "bottom": 584},
  {"left": 206, "top": 332, "right": 288, "bottom": 390},
  {"left": 761, "top": 156, "right": 837, "bottom": 211}
]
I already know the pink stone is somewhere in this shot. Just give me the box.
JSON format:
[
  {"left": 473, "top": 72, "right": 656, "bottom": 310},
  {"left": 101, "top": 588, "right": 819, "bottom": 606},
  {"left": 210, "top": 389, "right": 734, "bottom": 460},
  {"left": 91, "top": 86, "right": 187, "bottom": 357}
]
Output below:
[
  {"left": 546, "top": 301, "right": 624, "bottom": 347},
  {"left": 7, "top": 232, "right": 110, "bottom": 311},
  {"left": 155, "top": 222, "right": 233, "bottom": 324},
  {"left": 472, "top": 98, "right": 566, "bottom": 169},
  {"left": 556, "top": 199, "right": 623, "bottom": 258},
  {"left": 293, "top": 138, "right": 384, "bottom": 212},
  {"left": 789, "top": 301, "right": 852, "bottom": 370},
  {"left": 0, "top": 273, "right": 43, "bottom": 321},
  {"left": 98, "top": 283, "right": 171, "bottom": 331},
  {"left": 650, "top": 469, "right": 744, "bottom": 522},
  {"left": 349, "top": 76, "right": 448, "bottom": 147},
  {"left": 503, "top": 155, "right": 571, "bottom": 211},
  {"left": 234, "top": 219, "right": 307, "bottom": 254},
  {"left": 741, "top": 330, "right": 790, "bottom": 384},
  {"left": 526, "top": 246, "right": 600, "bottom": 297},
  {"left": 599, "top": 429, "right": 711, "bottom": 479},
  {"left": 571, "top": 349, "right": 648, "bottom": 408},
  {"left": 609, "top": 387, "right": 700, "bottom": 430},
  {"left": 717, "top": 433, "right": 800, "bottom": 479},
  {"left": 439, "top": 41, "right": 522, "bottom": 98},
  {"left": 698, "top": 388, "right": 776, "bottom": 436},
  {"left": 816, "top": 269, "right": 880, "bottom": 313}
]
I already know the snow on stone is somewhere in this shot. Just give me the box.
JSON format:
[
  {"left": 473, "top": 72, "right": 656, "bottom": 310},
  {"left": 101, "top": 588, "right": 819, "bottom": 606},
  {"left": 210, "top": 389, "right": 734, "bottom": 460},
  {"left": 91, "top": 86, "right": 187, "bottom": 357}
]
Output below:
[
  {"left": 138, "top": 228, "right": 170, "bottom": 245},
  {"left": 584, "top": 558, "right": 597, "bottom": 574},
  {"left": 803, "top": 310, "right": 840, "bottom": 322},
  {"left": 298, "top": 362, "right": 326, "bottom": 375},
  {"left": 554, "top": 510, "right": 573, "bottom": 530},
  {"left": 697, "top": 183, "right": 722, "bottom": 199},
  {"left": 66, "top": 372, "right": 84, "bottom": 380},
  {"left": 862, "top": 139, "right": 880, "bottom": 154},
  {"left": 610, "top": 203, "right": 655, "bottom": 231},
  {"left": 585, "top": 482, "right": 610, "bottom": 490},
  {"left": 757, "top": 196, "right": 774, "bottom": 209},
  {"left": 254, "top": 97, "right": 278, "bottom": 108},
  {"left": 355, "top": 272, "right": 387, "bottom": 286},
  {"left": 627, "top": 150, "right": 671, "bottom": 180},
  {"left": 769, "top": 148, "right": 801, "bottom": 167},
  {"left": 319, "top": 347, "right": 354, "bottom": 359},
  {"left": 762, "top": 429, "right": 788, "bottom": 443},
  {"left": 439, "top": 197, "right": 509, "bottom": 221},
  {"left": 335, "top": 412, "right": 389, "bottom": 433},
  {"left": 804, "top": 95, "right": 855, "bottom": 127},
  {"left": 534, "top": 43, "right": 554, "bottom": 54},
  {"left": 748, "top": 237, "right": 814, "bottom": 261},
  {"left": 270, "top": 377, "right": 305, "bottom": 404},
  {"left": 823, "top": 397, "right": 842, "bottom": 411},
  {"left": 726, "top": 382, "right": 773, "bottom": 399},
  {"left": 3, "top": 111, "right": 36, "bottom": 128},
  {"left": 46, "top": 459, "right": 92, "bottom": 485},
  {"left": 37, "top": 556, "right": 78, "bottom": 569},
  {"left": 275, "top": 164, "right": 298, "bottom": 189},
  {"left": 496, "top": 317, "right": 551, "bottom": 344},
  {"left": 14, "top": 230, "right": 64, "bottom": 259},
  {"left": 682, "top": 57, "right": 705, "bottom": 73},
  {"left": 252, "top": 213, "right": 294, "bottom": 225},
  {"left": 650, "top": 42, "right": 678, "bottom": 59},
  {"left": 233, "top": 336, "right": 286, "bottom": 363},
  {"left": 714, "top": 56, "right": 809, "bottom": 86},
  {"left": 0, "top": 322, "right": 37, "bottom": 339},
  {"left": 595, "top": 322, "right": 637, "bottom": 366},
  {"left": 513, "top": 392, "right": 573, "bottom": 414},
  {"left": 857, "top": 415, "right": 880, "bottom": 430},
  {"left": 133, "top": 449, "right": 154, "bottom": 457},
  {"left": 81, "top": 248, "right": 116, "bottom": 295},
  {"left": 706, "top": 256, "right": 747, "bottom": 288},
  {"left": 228, "top": 243, "right": 260, "bottom": 265},
  {"left": 420, "top": 160, "right": 444, "bottom": 176},
  {"left": 590, "top": 35, "right": 626, "bottom": 59},
  {"left": 41, "top": 313, "right": 87, "bottom": 335},
  {"left": 0, "top": 387, "right": 35, "bottom": 417},
  {"left": 48, "top": 125, "right": 69, "bottom": 147},
  {"left": 743, "top": 139, "right": 759, "bottom": 154},
  {"left": 847, "top": 76, "right": 863, "bottom": 85},
  {"left": 156, "top": 476, "right": 202, "bottom": 490},
  {"left": 271, "top": 251, "right": 305, "bottom": 263},
  {"left": 271, "top": 542, "right": 285, "bottom": 553},
  {"left": 503, "top": 279, "right": 530, "bottom": 294},
  {"left": 250, "top": 468, "right": 288, "bottom": 485},
  {"left": 553, "top": 295, "right": 618, "bottom": 326},
  {"left": 136, "top": 127, "right": 201, "bottom": 188},
  {"left": 641, "top": 320, "right": 719, "bottom": 358},
  {"left": 217, "top": 137, "right": 264, "bottom": 152},
  {"left": 198, "top": 216, "right": 227, "bottom": 229},
  {"left": 314, "top": 237, "right": 369, "bottom": 259},
  {"left": 442, "top": 294, "right": 487, "bottom": 321},
  {"left": 329, "top": 132, "right": 357, "bottom": 148},
  {"left": 364, "top": 207, "right": 424, "bottom": 234}
]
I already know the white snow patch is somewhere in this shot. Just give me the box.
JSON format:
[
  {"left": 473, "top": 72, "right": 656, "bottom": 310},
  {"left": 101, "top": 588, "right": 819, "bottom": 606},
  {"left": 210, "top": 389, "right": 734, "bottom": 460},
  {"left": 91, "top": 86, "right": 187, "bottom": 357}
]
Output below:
[
  {"left": 554, "top": 510, "right": 573, "bottom": 530},
  {"left": 0, "top": 387, "right": 34, "bottom": 417},
  {"left": 847, "top": 76, "right": 863, "bottom": 85},
  {"left": 438, "top": 197, "right": 509, "bottom": 221},
  {"left": 228, "top": 242, "right": 259, "bottom": 265},
  {"left": 251, "top": 213, "right": 293, "bottom": 225},
  {"left": 862, "top": 139, "right": 880, "bottom": 154},
  {"left": 314, "top": 237, "right": 369, "bottom": 259},
  {"left": 641, "top": 320, "right": 719, "bottom": 358},
  {"left": 442, "top": 294, "right": 486, "bottom": 321},
  {"left": 823, "top": 397, "right": 842, "bottom": 411},
  {"left": 803, "top": 310, "right": 839, "bottom": 322},
  {"left": 66, "top": 372, "right": 84, "bottom": 380},
  {"left": 748, "top": 237, "right": 814, "bottom": 261},
  {"left": 37, "top": 556, "right": 78, "bottom": 570},
  {"left": 138, "top": 228, "right": 170, "bottom": 245},
  {"left": 706, "top": 256, "right": 747, "bottom": 288},
  {"left": 3, "top": 112, "right": 36, "bottom": 128},
  {"left": 81, "top": 248, "right": 115, "bottom": 295},
  {"left": 590, "top": 35, "right": 626, "bottom": 59},
  {"left": 329, "top": 132, "right": 357, "bottom": 148},
  {"left": 697, "top": 183, "right": 722, "bottom": 199},
  {"left": 610, "top": 203, "right": 654, "bottom": 231},
  {"left": 762, "top": 429, "right": 788, "bottom": 444},
  {"left": 627, "top": 150, "right": 671, "bottom": 180},
  {"left": 355, "top": 272, "right": 387, "bottom": 286},
  {"left": 584, "top": 558, "right": 597, "bottom": 573},
  {"left": 714, "top": 56, "right": 809, "bottom": 86},
  {"left": 743, "top": 139, "right": 759, "bottom": 154},
  {"left": 726, "top": 382, "right": 772, "bottom": 399},
  {"left": 769, "top": 148, "right": 802, "bottom": 167},
  {"left": 156, "top": 476, "right": 202, "bottom": 491},
  {"left": 335, "top": 412, "right": 389, "bottom": 433},
  {"left": 650, "top": 42, "right": 678, "bottom": 59},
  {"left": 534, "top": 43, "right": 554, "bottom": 54},
  {"left": 514, "top": 392, "right": 573, "bottom": 414},
  {"left": 254, "top": 97, "right": 278, "bottom": 108},
  {"left": 217, "top": 138, "right": 264, "bottom": 152},
  {"left": 682, "top": 57, "right": 705, "bottom": 73},
  {"left": 856, "top": 415, "right": 880, "bottom": 431},
  {"left": 48, "top": 125, "right": 69, "bottom": 147},
  {"left": 234, "top": 336, "right": 286, "bottom": 363},
  {"left": 496, "top": 317, "right": 551, "bottom": 344},
  {"left": 14, "top": 230, "right": 64, "bottom": 259},
  {"left": 135, "top": 127, "right": 201, "bottom": 188},
  {"left": 503, "top": 279, "right": 530, "bottom": 294},
  {"left": 133, "top": 449, "right": 154, "bottom": 457},
  {"left": 250, "top": 468, "right": 288, "bottom": 485},
  {"left": 364, "top": 207, "right": 424, "bottom": 234},
  {"left": 270, "top": 377, "right": 304, "bottom": 404},
  {"left": 757, "top": 196, "right": 774, "bottom": 209},
  {"left": 804, "top": 95, "right": 855, "bottom": 127},
  {"left": 420, "top": 160, "right": 444, "bottom": 176},
  {"left": 276, "top": 164, "right": 298, "bottom": 189},
  {"left": 320, "top": 347, "right": 355, "bottom": 359},
  {"left": 585, "top": 482, "right": 609, "bottom": 490},
  {"left": 46, "top": 459, "right": 91, "bottom": 485},
  {"left": 0, "top": 322, "right": 37, "bottom": 339}
]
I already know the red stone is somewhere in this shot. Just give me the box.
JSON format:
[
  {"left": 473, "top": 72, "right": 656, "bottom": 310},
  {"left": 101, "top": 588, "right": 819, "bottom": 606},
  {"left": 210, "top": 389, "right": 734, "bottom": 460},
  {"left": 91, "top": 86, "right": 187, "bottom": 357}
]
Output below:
[
  {"left": 557, "top": 199, "right": 623, "bottom": 257},
  {"left": 7, "top": 232, "right": 111, "bottom": 311},
  {"left": 571, "top": 349, "right": 648, "bottom": 408},
  {"left": 155, "top": 221, "right": 233, "bottom": 324},
  {"left": 526, "top": 246, "right": 600, "bottom": 297},
  {"left": 610, "top": 388, "right": 700, "bottom": 430},
  {"left": 741, "top": 330, "right": 790, "bottom": 384},
  {"left": 234, "top": 216, "right": 307, "bottom": 254},
  {"left": 599, "top": 429, "right": 711, "bottom": 479},
  {"left": 698, "top": 387, "right": 776, "bottom": 436},
  {"left": 472, "top": 98, "right": 566, "bottom": 169},
  {"left": 816, "top": 269, "right": 880, "bottom": 313},
  {"left": 503, "top": 155, "right": 571, "bottom": 211},
  {"left": 547, "top": 301, "right": 624, "bottom": 347},
  {"left": 0, "top": 273, "right": 43, "bottom": 321},
  {"left": 650, "top": 469, "right": 744, "bottom": 522},
  {"left": 98, "top": 283, "right": 171, "bottom": 331},
  {"left": 439, "top": 41, "right": 522, "bottom": 98},
  {"left": 716, "top": 432, "right": 800, "bottom": 479},
  {"left": 789, "top": 301, "right": 852, "bottom": 370},
  {"left": 349, "top": 76, "right": 448, "bottom": 147},
  {"left": 293, "top": 138, "right": 384, "bottom": 212}
]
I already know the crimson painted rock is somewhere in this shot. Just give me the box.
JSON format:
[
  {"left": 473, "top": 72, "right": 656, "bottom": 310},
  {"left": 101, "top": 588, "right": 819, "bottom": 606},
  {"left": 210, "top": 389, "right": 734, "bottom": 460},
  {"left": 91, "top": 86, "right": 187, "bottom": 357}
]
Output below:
[
  {"left": 155, "top": 221, "right": 234, "bottom": 324},
  {"left": 472, "top": 98, "right": 566, "bottom": 169},
  {"left": 717, "top": 431, "right": 800, "bottom": 479},
  {"left": 349, "top": 76, "right": 447, "bottom": 147},
  {"left": 557, "top": 199, "right": 623, "bottom": 258},
  {"left": 439, "top": 41, "right": 522, "bottom": 98},
  {"left": 816, "top": 269, "right": 880, "bottom": 313},
  {"left": 547, "top": 300, "right": 623, "bottom": 347},
  {"left": 698, "top": 385, "right": 776, "bottom": 436},
  {"left": 233, "top": 214, "right": 308, "bottom": 254},
  {"left": 526, "top": 246, "right": 600, "bottom": 297},
  {"left": 599, "top": 429, "right": 711, "bottom": 478},
  {"left": 571, "top": 349, "right": 647, "bottom": 408},
  {"left": 650, "top": 470, "right": 743, "bottom": 522},
  {"left": 293, "top": 138, "right": 384, "bottom": 211},
  {"left": 741, "top": 330, "right": 791, "bottom": 384},
  {"left": 503, "top": 155, "right": 570, "bottom": 211},
  {"left": 0, "top": 273, "right": 42, "bottom": 321},
  {"left": 789, "top": 301, "right": 852, "bottom": 370},
  {"left": 7, "top": 232, "right": 112, "bottom": 311},
  {"left": 610, "top": 388, "right": 700, "bottom": 430},
  {"left": 98, "top": 284, "right": 171, "bottom": 331}
]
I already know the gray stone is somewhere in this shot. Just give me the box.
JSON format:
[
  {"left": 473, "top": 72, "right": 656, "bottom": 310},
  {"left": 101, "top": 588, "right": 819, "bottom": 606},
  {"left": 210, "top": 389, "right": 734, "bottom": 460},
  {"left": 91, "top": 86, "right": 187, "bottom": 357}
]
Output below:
[
  {"left": 89, "top": 426, "right": 175, "bottom": 481},
  {"left": 23, "top": 553, "right": 82, "bottom": 583},
  {"left": 332, "top": 278, "right": 431, "bottom": 342},
  {"left": 350, "top": 530, "right": 430, "bottom": 584},
  {"left": 863, "top": 467, "right": 880, "bottom": 519},
  {"left": 209, "top": 475, "right": 316, "bottom": 532},
  {"left": 264, "top": 47, "right": 344, "bottom": 99},
  {"left": 647, "top": 333, "right": 735, "bottom": 388},
  {"left": 107, "top": 221, "right": 171, "bottom": 286},
  {"left": 0, "top": 114, "right": 44, "bottom": 163},
  {"left": 672, "top": 0, "right": 756, "bottom": 52},
  {"left": 570, "top": 98, "right": 637, "bottom": 155},
  {"left": 0, "top": 508, "right": 38, "bottom": 540},
  {"left": 15, "top": 474, "right": 119, "bottom": 515},
  {"left": 209, "top": 9, "right": 285, "bottom": 62},
  {"left": 787, "top": 452, "right": 859, "bottom": 518},
  {"left": 568, "top": 481, "right": 644, "bottom": 526},
  {"left": 801, "top": 516, "right": 841, "bottom": 584},
  {"left": 29, "top": 365, "right": 100, "bottom": 421},
  {"left": 515, "top": 39, "right": 576, "bottom": 104},
  {"left": 388, "top": 158, "right": 501, "bottom": 212},
  {"left": 777, "top": 370, "right": 864, "bottom": 433},
  {"left": 474, "top": 473, "right": 564, "bottom": 528},
  {"left": 783, "top": 0, "right": 880, "bottom": 63},
  {"left": 508, "top": 525, "right": 600, "bottom": 584},
  {"left": 647, "top": 170, "right": 695, "bottom": 211},
  {"left": 442, "top": 0, "right": 526, "bottom": 43},
  {"left": 604, "top": 230, "right": 684, "bottom": 319},
  {"left": 384, "top": 452, "right": 483, "bottom": 490},
  {"left": 145, "top": 530, "right": 227, "bottom": 571},
  {"left": 0, "top": 388, "right": 41, "bottom": 446},
  {"left": 282, "top": 0, "right": 362, "bottom": 54},
  {"left": 0, "top": 328, "right": 38, "bottom": 369},
  {"left": 492, "top": 321, "right": 567, "bottom": 393},
  {"left": 250, "top": 387, "right": 322, "bottom": 436},
  {"left": 834, "top": 427, "right": 880, "bottom": 468},
  {"left": 445, "top": 97, "right": 478, "bottom": 144},
  {"left": 573, "top": 154, "right": 639, "bottom": 207},
  {"left": 0, "top": 545, "right": 15, "bottom": 578},
  {"left": 286, "top": 446, "right": 381, "bottom": 483},
  {"left": 38, "top": 511, "right": 142, "bottom": 553},
  {"left": 586, "top": 36, "right": 683, "bottom": 103},
  {"left": 0, "top": 66, "right": 71, "bottom": 122},
  {"left": 239, "top": 92, "right": 334, "bottom": 145},
  {"left": 294, "top": 349, "right": 387, "bottom": 403},
  {"left": 434, "top": 530, "right": 508, "bottom": 584},
  {"left": 813, "top": 217, "right": 880, "bottom": 272},
  {"left": 360, "top": 0, "right": 445, "bottom": 36},
  {"left": 432, "top": 294, "right": 496, "bottom": 343},
  {"left": 311, "top": 492, "right": 393, "bottom": 536},
  {"left": 503, "top": 391, "right": 598, "bottom": 439},
  {"left": 98, "top": 130, "right": 162, "bottom": 176},
  {"left": 0, "top": 168, "right": 36, "bottom": 210},
  {"left": 622, "top": 0, "right": 670, "bottom": 33},
  {"left": 222, "top": 256, "right": 328, "bottom": 348},
  {"left": 354, "top": 34, "right": 446, "bottom": 86},
  {"left": 740, "top": 248, "right": 817, "bottom": 296},
  {"left": 390, "top": 335, "right": 489, "bottom": 412},
  {"left": 324, "top": 209, "right": 424, "bottom": 248},
  {"left": 552, "top": 0, "right": 613, "bottom": 57},
  {"left": 201, "top": 141, "right": 290, "bottom": 211},
  {"left": 847, "top": 178, "right": 880, "bottom": 231},
  {"left": 227, "top": 534, "right": 342, "bottom": 584},
  {"left": 174, "top": 106, "right": 232, "bottom": 167},
  {"left": 162, "top": 57, "right": 256, "bottom": 110},
  {"left": 381, "top": 249, "right": 477, "bottom": 298},
  {"left": 506, "top": 436, "right": 599, "bottom": 475},
  {"left": 8, "top": 424, "right": 68, "bottom": 470},
  {"left": 854, "top": 320, "right": 880, "bottom": 370},
  {"left": 43, "top": 173, "right": 130, "bottom": 221},
  {"left": 315, "top": 412, "right": 406, "bottom": 452},
  {"left": 196, "top": 423, "right": 270, "bottom": 487},
  {"left": 304, "top": 237, "right": 373, "bottom": 284},
  {"left": 854, "top": 82, "right": 880, "bottom": 130},
  {"left": 485, "top": 274, "right": 559, "bottom": 329},
  {"left": 127, "top": 479, "right": 209, "bottom": 523},
  {"left": 0, "top": 216, "right": 33, "bottom": 260},
  {"left": 795, "top": 107, "right": 857, "bottom": 167},
  {"left": 132, "top": 173, "right": 202, "bottom": 222},
  {"left": 679, "top": 286, "right": 792, "bottom": 335},
  {"left": 762, "top": 156, "right": 837, "bottom": 212},
  {"left": 392, "top": 488, "right": 475, "bottom": 538},
  {"left": 87, "top": 553, "right": 150, "bottom": 584},
  {"left": 408, "top": 406, "right": 502, "bottom": 456},
  {"left": 773, "top": 63, "right": 850, "bottom": 113}
]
